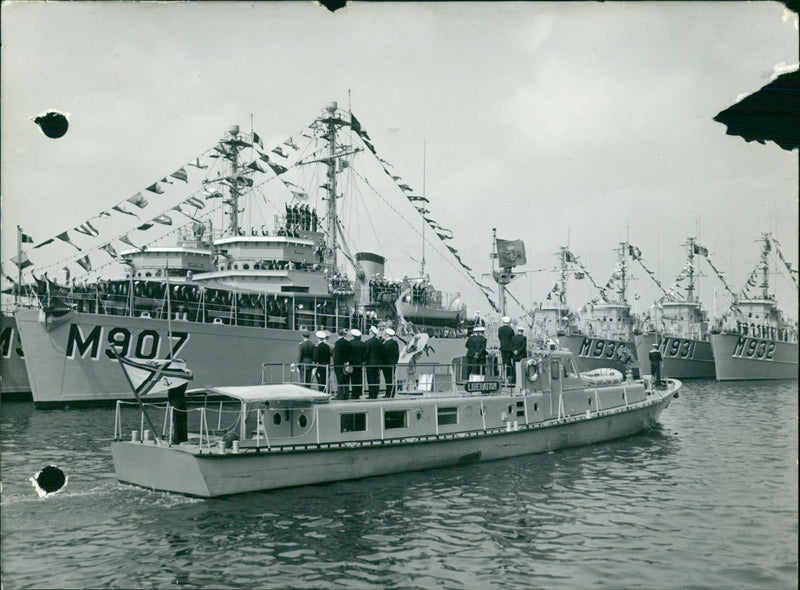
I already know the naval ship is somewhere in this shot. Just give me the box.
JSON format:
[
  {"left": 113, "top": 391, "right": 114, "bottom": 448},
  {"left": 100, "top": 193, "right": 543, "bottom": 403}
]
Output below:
[
  {"left": 634, "top": 238, "right": 716, "bottom": 379},
  {"left": 12, "top": 103, "right": 487, "bottom": 407},
  {"left": 710, "top": 233, "right": 798, "bottom": 380}
]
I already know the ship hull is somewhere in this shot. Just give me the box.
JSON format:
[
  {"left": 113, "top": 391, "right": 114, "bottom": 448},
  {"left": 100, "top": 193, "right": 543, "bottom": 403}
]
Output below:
[
  {"left": 15, "top": 309, "right": 466, "bottom": 407},
  {"left": 112, "top": 393, "right": 674, "bottom": 498},
  {"left": 560, "top": 334, "right": 638, "bottom": 375},
  {"left": 1, "top": 313, "right": 31, "bottom": 398},
  {"left": 635, "top": 333, "right": 715, "bottom": 379},
  {"left": 710, "top": 333, "right": 798, "bottom": 380}
]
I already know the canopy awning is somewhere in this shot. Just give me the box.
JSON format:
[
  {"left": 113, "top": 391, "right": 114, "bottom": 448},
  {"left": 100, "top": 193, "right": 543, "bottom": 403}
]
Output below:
[{"left": 188, "top": 383, "right": 330, "bottom": 404}]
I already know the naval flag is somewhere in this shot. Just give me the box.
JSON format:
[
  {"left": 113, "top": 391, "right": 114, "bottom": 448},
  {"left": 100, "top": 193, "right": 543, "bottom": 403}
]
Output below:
[
  {"left": 117, "top": 355, "right": 193, "bottom": 397},
  {"left": 496, "top": 238, "right": 527, "bottom": 268}
]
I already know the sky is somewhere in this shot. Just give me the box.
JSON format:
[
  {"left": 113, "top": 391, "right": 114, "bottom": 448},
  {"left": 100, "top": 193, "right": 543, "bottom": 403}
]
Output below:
[{"left": 2, "top": 1, "right": 798, "bottom": 321}]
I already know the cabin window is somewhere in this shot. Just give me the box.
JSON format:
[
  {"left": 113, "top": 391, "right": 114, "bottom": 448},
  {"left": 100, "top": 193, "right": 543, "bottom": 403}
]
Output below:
[
  {"left": 563, "top": 359, "right": 579, "bottom": 379},
  {"left": 298, "top": 415, "right": 307, "bottom": 428},
  {"left": 533, "top": 402, "right": 539, "bottom": 412},
  {"left": 340, "top": 413, "right": 367, "bottom": 433},
  {"left": 273, "top": 413, "right": 282, "bottom": 425},
  {"left": 551, "top": 361, "right": 560, "bottom": 380},
  {"left": 384, "top": 410, "right": 407, "bottom": 430},
  {"left": 155, "top": 269, "right": 162, "bottom": 277},
  {"left": 145, "top": 272, "right": 152, "bottom": 278},
  {"left": 437, "top": 407, "right": 458, "bottom": 426},
  {"left": 234, "top": 264, "right": 239, "bottom": 270},
  {"left": 243, "top": 264, "right": 250, "bottom": 270}
]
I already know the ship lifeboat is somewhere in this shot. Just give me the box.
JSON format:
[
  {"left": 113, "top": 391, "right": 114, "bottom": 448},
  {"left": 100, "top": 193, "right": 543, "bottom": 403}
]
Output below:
[{"left": 580, "top": 368, "right": 624, "bottom": 386}]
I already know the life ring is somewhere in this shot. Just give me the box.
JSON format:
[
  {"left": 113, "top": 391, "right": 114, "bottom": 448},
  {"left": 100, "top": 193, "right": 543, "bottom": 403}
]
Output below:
[{"left": 525, "top": 360, "right": 539, "bottom": 382}]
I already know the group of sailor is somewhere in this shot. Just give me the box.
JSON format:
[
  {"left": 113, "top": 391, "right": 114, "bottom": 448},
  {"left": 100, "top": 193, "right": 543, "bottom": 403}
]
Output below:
[
  {"left": 466, "top": 316, "right": 527, "bottom": 383},
  {"left": 296, "top": 326, "right": 401, "bottom": 399},
  {"left": 283, "top": 203, "right": 318, "bottom": 235}
]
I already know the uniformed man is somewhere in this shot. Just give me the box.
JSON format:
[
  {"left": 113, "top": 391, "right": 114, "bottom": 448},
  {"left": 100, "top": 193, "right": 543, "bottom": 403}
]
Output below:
[
  {"left": 365, "top": 326, "right": 384, "bottom": 399},
  {"left": 297, "top": 330, "right": 315, "bottom": 387},
  {"left": 466, "top": 326, "right": 488, "bottom": 376},
  {"left": 382, "top": 328, "right": 400, "bottom": 397},
  {"left": 498, "top": 316, "right": 515, "bottom": 383},
  {"left": 649, "top": 343, "right": 664, "bottom": 385},
  {"left": 333, "top": 328, "right": 351, "bottom": 400},
  {"left": 348, "top": 328, "right": 366, "bottom": 399},
  {"left": 510, "top": 326, "right": 528, "bottom": 385},
  {"left": 313, "top": 331, "right": 331, "bottom": 392}
]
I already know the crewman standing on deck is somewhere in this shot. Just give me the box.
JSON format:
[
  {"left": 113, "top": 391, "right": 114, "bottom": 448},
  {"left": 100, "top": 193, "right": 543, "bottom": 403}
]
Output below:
[
  {"left": 466, "top": 326, "right": 488, "bottom": 376},
  {"left": 382, "top": 328, "right": 400, "bottom": 397},
  {"left": 365, "top": 326, "right": 384, "bottom": 399},
  {"left": 649, "top": 344, "right": 664, "bottom": 385},
  {"left": 510, "top": 326, "right": 528, "bottom": 384},
  {"left": 349, "top": 329, "right": 367, "bottom": 399},
  {"left": 333, "top": 328, "right": 351, "bottom": 399},
  {"left": 498, "top": 316, "right": 515, "bottom": 383},
  {"left": 313, "top": 331, "right": 331, "bottom": 392},
  {"left": 297, "top": 330, "right": 315, "bottom": 387}
]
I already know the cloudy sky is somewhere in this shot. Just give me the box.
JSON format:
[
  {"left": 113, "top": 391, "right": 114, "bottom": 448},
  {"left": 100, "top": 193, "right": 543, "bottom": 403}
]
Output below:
[{"left": 2, "top": 1, "right": 797, "bottom": 320}]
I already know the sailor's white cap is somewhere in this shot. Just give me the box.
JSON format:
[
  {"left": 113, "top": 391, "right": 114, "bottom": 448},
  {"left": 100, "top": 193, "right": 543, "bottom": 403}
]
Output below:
[
  {"left": 316, "top": 330, "right": 327, "bottom": 339},
  {"left": 369, "top": 326, "right": 379, "bottom": 335},
  {"left": 385, "top": 328, "right": 395, "bottom": 336},
  {"left": 350, "top": 329, "right": 362, "bottom": 337},
  {"left": 517, "top": 326, "right": 525, "bottom": 332},
  {"left": 474, "top": 326, "right": 485, "bottom": 332},
  {"left": 651, "top": 343, "right": 658, "bottom": 349},
  {"left": 502, "top": 316, "right": 510, "bottom": 324}
]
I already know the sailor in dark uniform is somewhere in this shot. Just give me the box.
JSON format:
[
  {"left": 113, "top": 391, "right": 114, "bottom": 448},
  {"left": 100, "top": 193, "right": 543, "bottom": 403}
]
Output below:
[
  {"left": 365, "top": 326, "right": 384, "bottom": 399},
  {"left": 498, "top": 316, "right": 515, "bottom": 383},
  {"left": 466, "top": 326, "right": 488, "bottom": 376},
  {"left": 333, "top": 329, "right": 351, "bottom": 400},
  {"left": 313, "top": 330, "right": 331, "bottom": 392},
  {"left": 348, "top": 329, "right": 367, "bottom": 399},
  {"left": 382, "top": 328, "right": 400, "bottom": 397},
  {"left": 297, "top": 330, "right": 315, "bottom": 387},
  {"left": 649, "top": 344, "right": 664, "bottom": 386},
  {"left": 510, "top": 326, "right": 528, "bottom": 385}
]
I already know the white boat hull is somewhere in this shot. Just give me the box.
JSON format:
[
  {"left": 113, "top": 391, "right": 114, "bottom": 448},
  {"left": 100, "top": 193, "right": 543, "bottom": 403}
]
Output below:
[{"left": 111, "top": 391, "right": 675, "bottom": 498}]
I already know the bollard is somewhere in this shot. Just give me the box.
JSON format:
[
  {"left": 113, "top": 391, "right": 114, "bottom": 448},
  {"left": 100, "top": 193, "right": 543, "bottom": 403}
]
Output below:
[
  {"left": 232, "top": 440, "right": 240, "bottom": 454},
  {"left": 585, "top": 410, "right": 591, "bottom": 418},
  {"left": 143, "top": 429, "right": 151, "bottom": 442},
  {"left": 217, "top": 440, "right": 226, "bottom": 454},
  {"left": 131, "top": 430, "right": 140, "bottom": 442}
]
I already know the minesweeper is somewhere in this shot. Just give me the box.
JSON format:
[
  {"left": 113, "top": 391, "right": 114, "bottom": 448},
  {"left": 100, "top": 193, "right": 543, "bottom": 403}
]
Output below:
[{"left": 111, "top": 348, "right": 681, "bottom": 497}]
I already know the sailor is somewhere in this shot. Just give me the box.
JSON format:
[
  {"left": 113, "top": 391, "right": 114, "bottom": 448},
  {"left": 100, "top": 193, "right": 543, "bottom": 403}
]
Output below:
[
  {"left": 348, "top": 329, "right": 367, "bottom": 399},
  {"left": 365, "top": 326, "right": 384, "bottom": 399},
  {"left": 649, "top": 343, "right": 664, "bottom": 386},
  {"left": 382, "top": 328, "right": 400, "bottom": 397},
  {"left": 313, "top": 331, "right": 332, "bottom": 392},
  {"left": 510, "top": 326, "right": 528, "bottom": 384},
  {"left": 465, "top": 326, "right": 488, "bottom": 377},
  {"left": 297, "top": 330, "right": 315, "bottom": 387},
  {"left": 333, "top": 328, "right": 351, "bottom": 400},
  {"left": 498, "top": 316, "right": 515, "bottom": 384}
]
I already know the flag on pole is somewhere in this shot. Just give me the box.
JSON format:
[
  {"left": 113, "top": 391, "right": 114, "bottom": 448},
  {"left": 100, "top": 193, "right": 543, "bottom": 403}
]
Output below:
[
  {"left": 496, "top": 238, "right": 527, "bottom": 268},
  {"left": 117, "top": 355, "right": 193, "bottom": 397},
  {"left": 21, "top": 232, "right": 34, "bottom": 243}
]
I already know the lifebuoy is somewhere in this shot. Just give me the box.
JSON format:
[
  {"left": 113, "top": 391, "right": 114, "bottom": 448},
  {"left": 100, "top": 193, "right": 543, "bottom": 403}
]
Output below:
[{"left": 526, "top": 360, "right": 539, "bottom": 382}]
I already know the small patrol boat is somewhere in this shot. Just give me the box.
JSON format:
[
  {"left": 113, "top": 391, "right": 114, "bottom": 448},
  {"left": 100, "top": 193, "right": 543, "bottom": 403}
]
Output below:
[{"left": 111, "top": 348, "right": 681, "bottom": 497}]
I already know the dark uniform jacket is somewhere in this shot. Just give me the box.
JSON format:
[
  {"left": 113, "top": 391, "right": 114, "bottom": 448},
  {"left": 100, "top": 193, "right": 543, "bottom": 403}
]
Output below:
[
  {"left": 333, "top": 337, "right": 351, "bottom": 366},
  {"left": 498, "top": 325, "right": 515, "bottom": 352},
  {"left": 366, "top": 336, "right": 385, "bottom": 366},
  {"left": 349, "top": 338, "right": 367, "bottom": 366},
  {"left": 648, "top": 349, "right": 663, "bottom": 363},
  {"left": 466, "top": 334, "right": 487, "bottom": 359},
  {"left": 511, "top": 334, "right": 528, "bottom": 360},
  {"left": 314, "top": 341, "right": 332, "bottom": 365},
  {"left": 297, "top": 339, "right": 315, "bottom": 363},
  {"left": 382, "top": 339, "right": 400, "bottom": 365}
]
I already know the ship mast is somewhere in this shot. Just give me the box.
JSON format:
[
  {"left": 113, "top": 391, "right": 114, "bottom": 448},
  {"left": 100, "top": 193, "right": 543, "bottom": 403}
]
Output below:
[
  {"left": 617, "top": 241, "right": 629, "bottom": 304},
  {"left": 420, "top": 140, "right": 427, "bottom": 278},
  {"left": 324, "top": 103, "right": 340, "bottom": 267},
  {"left": 558, "top": 246, "right": 569, "bottom": 306},
  {"left": 759, "top": 232, "right": 771, "bottom": 300},
  {"left": 685, "top": 237, "right": 696, "bottom": 303}
]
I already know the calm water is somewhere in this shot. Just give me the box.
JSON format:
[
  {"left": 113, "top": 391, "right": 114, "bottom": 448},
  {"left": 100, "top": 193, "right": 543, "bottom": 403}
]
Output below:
[{"left": 1, "top": 380, "right": 797, "bottom": 589}]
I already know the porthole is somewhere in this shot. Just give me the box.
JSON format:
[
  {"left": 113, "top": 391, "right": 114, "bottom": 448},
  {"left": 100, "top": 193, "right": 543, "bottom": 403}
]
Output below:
[
  {"left": 298, "top": 415, "right": 307, "bottom": 428},
  {"left": 273, "top": 413, "right": 282, "bottom": 425},
  {"left": 533, "top": 403, "right": 539, "bottom": 412},
  {"left": 508, "top": 404, "right": 513, "bottom": 414},
  {"left": 243, "top": 264, "right": 250, "bottom": 270},
  {"left": 416, "top": 411, "right": 422, "bottom": 421}
]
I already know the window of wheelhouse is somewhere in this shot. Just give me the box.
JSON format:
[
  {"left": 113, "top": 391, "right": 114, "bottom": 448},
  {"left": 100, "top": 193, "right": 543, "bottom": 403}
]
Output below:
[
  {"left": 563, "top": 358, "right": 578, "bottom": 379},
  {"left": 437, "top": 407, "right": 458, "bottom": 426},
  {"left": 384, "top": 410, "right": 407, "bottom": 430},
  {"left": 550, "top": 361, "right": 560, "bottom": 380},
  {"left": 340, "top": 413, "right": 367, "bottom": 433}
]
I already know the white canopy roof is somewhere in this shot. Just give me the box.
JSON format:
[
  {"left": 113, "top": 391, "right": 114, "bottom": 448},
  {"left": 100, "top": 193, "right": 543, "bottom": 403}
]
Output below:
[{"left": 188, "top": 383, "right": 330, "bottom": 404}]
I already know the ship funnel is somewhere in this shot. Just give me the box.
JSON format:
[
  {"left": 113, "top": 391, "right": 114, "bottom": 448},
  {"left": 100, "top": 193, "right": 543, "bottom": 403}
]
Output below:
[
  {"left": 355, "top": 252, "right": 385, "bottom": 282},
  {"left": 326, "top": 102, "right": 338, "bottom": 113}
]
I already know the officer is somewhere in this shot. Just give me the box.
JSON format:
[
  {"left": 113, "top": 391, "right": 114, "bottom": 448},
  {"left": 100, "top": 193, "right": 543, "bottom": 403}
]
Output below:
[
  {"left": 296, "top": 330, "right": 315, "bottom": 387},
  {"left": 313, "top": 331, "right": 331, "bottom": 392},
  {"left": 510, "top": 326, "right": 528, "bottom": 385},
  {"left": 365, "top": 326, "right": 384, "bottom": 399},
  {"left": 382, "top": 328, "right": 400, "bottom": 397},
  {"left": 498, "top": 316, "right": 515, "bottom": 383},
  {"left": 349, "top": 328, "right": 367, "bottom": 399},
  {"left": 466, "top": 326, "right": 488, "bottom": 376},
  {"left": 649, "top": 343, "right": 664, "bottom": 386},
  {"left": 333, "top": 328, "right": 351, "bottom": 400}
]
